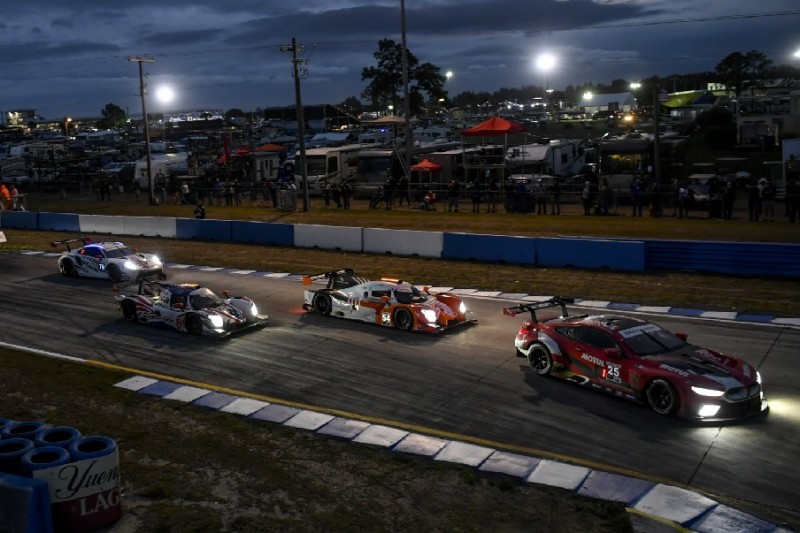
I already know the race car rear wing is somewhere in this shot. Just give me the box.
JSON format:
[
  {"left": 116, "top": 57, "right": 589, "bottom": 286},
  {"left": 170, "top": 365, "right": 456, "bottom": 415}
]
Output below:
[
  {"left": 50, "top": 236, "right": 92, "bottom": 252},
  {"left": 302, "top": 268, "right": 369, "bottom": 290},
  {"left": 502, "top": 297, "right": 574, "bottom": 322}
]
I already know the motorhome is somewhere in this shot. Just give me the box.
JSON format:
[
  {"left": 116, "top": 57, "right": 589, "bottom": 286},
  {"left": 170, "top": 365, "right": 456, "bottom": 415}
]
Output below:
[
  {"left": 505, "top": 139, "right": 586, "bottom": 177},
  {"left": 299, "top": 143, "right": 361, "bottom": 194},
  {"left": 134, "top": 152, "right": 189, "bottom": 189}
]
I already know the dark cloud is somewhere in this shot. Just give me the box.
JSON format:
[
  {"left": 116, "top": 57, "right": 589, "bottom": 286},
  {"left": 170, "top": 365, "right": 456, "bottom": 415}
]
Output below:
[{"left": 0, "top": 1, "right": 797, "bottom": 119}]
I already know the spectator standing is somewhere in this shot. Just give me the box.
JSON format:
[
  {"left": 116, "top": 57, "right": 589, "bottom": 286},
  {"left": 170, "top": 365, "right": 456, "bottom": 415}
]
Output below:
[
  {"left": 225, "top": 182, "right": 234, "bottom": 206},
  {"left": 397, "top": 175, "right": 411, "bottom": 206},
  {"left": 383, "top": 178, "right": 395, "bottom": 210},
  {"left": 677, "top": 182, "right": 690, "bottom": 219},
  {"left": 722, "top": 181, "right": 736, "bottom": 220},
  {"left": 341, "top": 181, "right": 352, "bottom": 210},
  {"left": 745, "top": 178, "right": 760, "bottom": 222},
  {"left": 487, "top": 179, "right": 499, "bottom": 213},
  {"left": 761, "top": 178, "right": 777, "bottom": 222},
  {"left": 322, "top": 182, "right": 331, "bottom": 208},
  {"left": 194, "top": 203, "right": 206, "bottom": 219},
  {"left": 214, "top": 178, "right": 224, "bottom": 205},
  {"left": 598, "top": 178, "right": 612, "bottom": 216},
  {"left": 629, "top": 176, "right": 644, "bottom": 217},
  {"left": 9, "top": 185, "right": 19, "bottom": 211},
  {"left": 469, "top": 178, "right": 482, "bottom": 213},
  {"left": 534, "top": 178, "right": 548, "bottom": 214},
  {"left": 649, "top": 181, "right": 662, "bottom": 217},
  {"left": 234, "top": 180, "right": 242, "bottom": 206},
  {"left": 581, "top": 181, "right": 592, "bottom": 215},
  {"left": 332, "top": 182, "right": 342, "bottom": 209},
  {"left": 447, "top": 180, "right": 461, "bottom": 212},
  {"left": 0, "top": 183, "right": 10, "bottom": 210},
  {"left": 550, "top": 178, "right": 562, "bottom": 215},
  {"left": 786, "top": 175, "right": 800, "bottom": 222},
  {"left": 180, "top": 181, "right": 190, "bottom": 205}
]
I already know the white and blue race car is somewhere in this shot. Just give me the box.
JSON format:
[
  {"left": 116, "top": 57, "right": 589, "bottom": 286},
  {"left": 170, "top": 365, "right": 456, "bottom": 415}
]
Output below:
[
  {"left": 114, "top": 278, "right": 268, "bottom": 337},
  {"left": 51, "top": 237, "right": 165, "bottom": 281}
]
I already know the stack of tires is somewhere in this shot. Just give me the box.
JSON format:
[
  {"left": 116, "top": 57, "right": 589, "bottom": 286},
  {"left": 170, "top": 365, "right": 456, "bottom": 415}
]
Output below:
[{"left": 0, "top": 418, "right": 121, "bottom": 532}]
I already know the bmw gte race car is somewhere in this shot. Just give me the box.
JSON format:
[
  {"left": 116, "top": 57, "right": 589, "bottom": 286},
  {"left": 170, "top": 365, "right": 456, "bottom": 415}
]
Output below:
[
  {"left": 114, "top": 278, "right": 267, "bottom": 337},
  {"left": 52, "top": 237, "right": 165, "bottom": 281},
  {"left": 504, "top": 298, "right": 767, "bottom": 421},
  {"left": 302, "top": 269, "right": 476, "bottom": 333}
]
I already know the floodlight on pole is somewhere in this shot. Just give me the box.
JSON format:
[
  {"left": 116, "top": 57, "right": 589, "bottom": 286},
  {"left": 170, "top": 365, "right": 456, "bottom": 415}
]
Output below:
[
  {"left": 129, "top": 56, "right": 156, "bottom": 206},
  {"left": 536, "top": 52, "right": 556, "bottom": 92}
]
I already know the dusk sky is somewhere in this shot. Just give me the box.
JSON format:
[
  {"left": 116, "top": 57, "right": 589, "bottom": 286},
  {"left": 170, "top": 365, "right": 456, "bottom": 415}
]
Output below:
[{"left": 1, "top": 0, "right": 799, "bottom": 120}]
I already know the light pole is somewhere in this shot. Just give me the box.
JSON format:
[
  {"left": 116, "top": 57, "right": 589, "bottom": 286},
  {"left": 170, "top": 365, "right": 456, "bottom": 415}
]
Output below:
[
  {"left": 129, "top": 56, "right": 156, "bottom": 206},
  {"left": 536, "top": 53, "right": 556, "bottom": 113}
]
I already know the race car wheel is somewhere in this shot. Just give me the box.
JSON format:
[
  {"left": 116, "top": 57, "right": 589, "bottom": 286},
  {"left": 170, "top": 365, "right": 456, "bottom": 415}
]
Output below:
[
  {"left": 107, "top": 264, "right": 122, "bottom": 282},
  {"left": 121, "top": 300, "right": 138, "bottom": 322},
  {"left": 186, "top": 315, "right": 204, "bottom": 336},
  {"left": 394, "top": 308, "right": 414, "bottom": 331},
  {"left": 527, "top": 344, "right": 553, "bottom": 376},
  {"left": 313, "top": 293, "right": 332, "bottom": 316},
  {"left": 61, "top": 259, "right": 76, "bottom": 277},
  {"left": 646, "top": 378, "right": 680, "bottom": 416}
]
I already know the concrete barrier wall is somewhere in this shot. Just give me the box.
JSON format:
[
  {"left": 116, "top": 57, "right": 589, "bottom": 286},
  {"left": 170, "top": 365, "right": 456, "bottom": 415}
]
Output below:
[
  {"left": 8, "top": 211, "right": 800, "bottom": 278},
  {"left": 646, "top": 240, "right": 800, "bottom": 278},
  {"left": 39, "top": 213, "right": 80, "bottom": 232},
  {"left": 231, "top": 221, "right": 294, "bottom": 246},
  {"left": 294, "top": 224, "right": 362, "bottom": 251},
  {"left": 363, "top": 228, "right": 443, "bottom": 257},
  {"left": 79, "top": 215, "right": 127, "bottom": 235},
  {"left": 538, "top": 237, "right": 646, "bottom": 271},
  {"left": 443, "top": 233, "right": 537, "bottom": 265},
  {"left": 0, "top": 211, "right": 39, "bottom": 229},
  {"left": 123, "top": 216, "right": 177, "bottom": 238},
  {"left": 176, "top": 219, "right": 232, "bottom": 241}
]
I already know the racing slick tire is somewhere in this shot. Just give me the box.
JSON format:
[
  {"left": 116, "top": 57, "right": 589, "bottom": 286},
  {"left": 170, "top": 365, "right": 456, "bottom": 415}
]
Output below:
[
  {"left": 186, "top": 315, "right": 204, "bottom": 336},
  {"left": 61, "top": 259, "right": 77, "bottom": 277},
  {"left": 313, "top": 293, "right": 333, "bottom": 316},
  {"left": 646, "top": 378, "right": 680, "bottom": 416},
  {"left": 393, "top": 308, "right": 414, "bottom": 331},
  {"left": 527, "top": 343, "right": 554, "bottom": 376},
  {"left": 107, "top": 264, "right": 123, "bottom": 282},
  {"left": 121, "top": 300, "right": 138, "bottom": 322}
]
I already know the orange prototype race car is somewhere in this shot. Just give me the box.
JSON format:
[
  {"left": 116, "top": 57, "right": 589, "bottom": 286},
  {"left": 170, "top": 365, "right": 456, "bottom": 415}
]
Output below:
[{"left": 302, "top": 269, "right": 476, "bottom": 333}]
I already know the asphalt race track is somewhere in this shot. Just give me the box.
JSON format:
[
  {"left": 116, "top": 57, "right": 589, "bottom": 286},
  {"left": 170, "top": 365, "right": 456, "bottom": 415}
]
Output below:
[{"left": 1, "top": 253, "right": 799, "bottom": 524}]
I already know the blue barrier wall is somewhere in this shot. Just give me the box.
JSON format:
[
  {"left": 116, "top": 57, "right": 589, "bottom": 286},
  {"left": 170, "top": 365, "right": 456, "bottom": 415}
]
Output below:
[
  {"left": 230, "top": 221, "right": 294, "bottom": 246},
  {"left": 4, "top": 211, "right": 799, "bottom": 278},
  {"left": 176, "top": 219, "right": 232, "bottom": 241},
  {"left": 39, "top": 213, "right": 80, "bottom": 232},
  {"left": 0, "top": 211, "right": 39, "bottom": 230},
  {"left": 538, "top": 237, "right": 646, "bottom": 271},
  {"left": 443, "top": 233, "right": 537, "bottom": 265},
  {"left": 645, "top": 240, "right": 800, "bottom": 278}
]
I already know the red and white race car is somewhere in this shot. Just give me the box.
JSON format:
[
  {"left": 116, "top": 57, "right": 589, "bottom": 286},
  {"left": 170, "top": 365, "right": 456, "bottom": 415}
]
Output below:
[
  {"left": 114, "top": 278, "right": 267, "bottom": 337},
  {"left": 302, "top": 269, "right": 476, "bottom": 333},
  {"left": 504, "top": 298, "right": 767, "bottom": 421},
  {"left": 52, "top": 237, "right": 165, "bottom": 281}
]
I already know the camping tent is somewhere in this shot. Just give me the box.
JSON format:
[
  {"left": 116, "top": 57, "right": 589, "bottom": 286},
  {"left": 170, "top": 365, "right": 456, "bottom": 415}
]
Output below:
[
  {"left": 461, "top": 116, "right": 527, "bottom": 136},
  {"left": 255, "top": 143, "right": 286, "bottom": 152}
]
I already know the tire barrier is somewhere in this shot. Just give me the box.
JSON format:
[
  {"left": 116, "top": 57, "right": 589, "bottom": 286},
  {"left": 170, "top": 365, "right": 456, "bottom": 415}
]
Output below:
[
  {"left": 0, "top": 438, "right": 36, "bottom": 475},
  {"left": 1, "top": 421, "right": 46, "bottom": 441},
  {"left": 34, "top": 426, "right": 82, "bottom": 450},
  {"left": 20, "top": 446, "right": 71, "bottom": 477},
  {"left": 42, "top": 436, "right": 122, "bottom": 532},
  {"left": 0, "top": 418, "right": 121, "bottom": 533}
]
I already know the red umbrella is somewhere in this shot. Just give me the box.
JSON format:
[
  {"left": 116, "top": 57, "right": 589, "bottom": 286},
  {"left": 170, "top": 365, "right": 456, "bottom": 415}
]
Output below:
[
  {"left": 409, "top": 159, "right": 442, "bottom": 171},
  {"left": 461, "top": 116, "right": 527, "bottom": 136}
]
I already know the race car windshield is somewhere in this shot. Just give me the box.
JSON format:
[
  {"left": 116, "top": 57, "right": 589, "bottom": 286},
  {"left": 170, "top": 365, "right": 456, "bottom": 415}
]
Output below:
[
  {"left": 394, "top": 286, "right": 428, "bottom": 304},
  {"left": 620, "top": 323, "right": 687, "bottom": 356},
  {"left": 189, "top": 288, "right": 224, "bottom": 309},
  {"left": 104, "top": 246, "right": 136, "bottom": 259}
]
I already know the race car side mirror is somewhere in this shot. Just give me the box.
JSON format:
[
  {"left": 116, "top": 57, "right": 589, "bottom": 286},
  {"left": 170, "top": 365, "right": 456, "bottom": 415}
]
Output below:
[
  {"left": 675, "top": 332, "right": 688, "bottom": 341},
  {"left": 174, "top": 302, "right": 184, "bottom": 309},
  {"left": 381, "top": 296, "right": 390, "bottom": 303},
  {"left": 604, "top": 347, "right": 623, "bottom": 359}
]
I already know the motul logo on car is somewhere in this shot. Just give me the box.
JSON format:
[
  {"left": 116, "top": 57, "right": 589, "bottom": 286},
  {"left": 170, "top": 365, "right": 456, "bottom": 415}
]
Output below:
[{"left": 581, "top": 353, "right": 605, "bottom": 366}]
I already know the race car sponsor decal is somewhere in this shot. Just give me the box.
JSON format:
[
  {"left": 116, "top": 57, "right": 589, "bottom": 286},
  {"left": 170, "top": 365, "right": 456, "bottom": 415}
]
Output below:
[
  {"left": 381, "top": 310, "right": 392, "bottom": 326},
  {"left": 581, "top": 353, "right": 605, "bottom": 367},
  {"left": 619, "top": 323, "right": 661, "bottom": 339},
  {"left": 603, "top": 362, "right": 622, "bottom": 384},
  {"left": 659, "top": 363, "right": 690, "bottom": 378}
]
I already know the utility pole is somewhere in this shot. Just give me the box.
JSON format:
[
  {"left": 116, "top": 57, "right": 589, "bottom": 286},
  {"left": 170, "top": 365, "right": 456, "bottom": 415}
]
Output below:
[
  {"left": 653, "top": 85, "right": 662, "bottom": 186},
  {"left": 128, "top": 56, "right": 156, "bottom": 205},
  {"left": 281, "top": 38, "right": 310, "bottom": 212},
  {"left": 400, "top": 0, "right": 413, "bottom": 179}
]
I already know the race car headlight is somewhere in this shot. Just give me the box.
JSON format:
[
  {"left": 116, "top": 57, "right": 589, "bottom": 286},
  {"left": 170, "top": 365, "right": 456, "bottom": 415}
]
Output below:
[
  {"left": 421, "top": 309, "right": 437, "bottom": 323},
  {"left": 698, "top": 404, "right": 721, "bottom": 418},
  {"left": 250, "top": 303, "right": 259, "bottom": 317},
  {"left": 151, "top": 255, "right": 162, "bottom": 266},
  {"left": 123, "top": 260, "right": 139, "bottom": 271},
  {"left": 209, "top": 315, "right": 224, "bottom": 328},
  {"left": 756, "top": 371, "right": 762, "bottom": 385},
  {"left": 691, "top": 385, "right": 725, "bottom": 397},
  {"left": 459, "top": 301, "right": 467, "bottom": 314}
]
